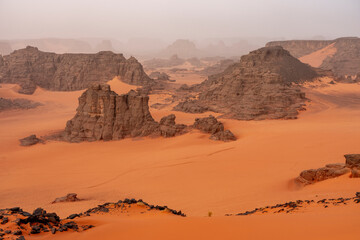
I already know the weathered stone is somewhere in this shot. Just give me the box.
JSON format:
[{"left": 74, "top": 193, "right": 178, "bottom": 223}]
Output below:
[
  {"left": 175, "top": 46, "right": 316, "bottom": 120},
  {"left": 52, "top": 193, "right": 80, "bottom": 204},
  {"left": 350, "top": 168, "right": 360, "bottom": 178},
  {"left": 19, "top": 135, "right": 42, "bottom": 146},
  {"left": 193, "top": 115, "right": 236, "bottom": 141},
  {"left": 345, "top": 154, "right": 360, "bottom": 168},
  {"left": 0, "top": 46, "right": 152, "bottom": 94},
  {"left": 296, "top": 165, "right": 350, "bottom": 185},
  {"left": 159, "top": 114, "right": 187, "bottom": 137},
  {"left": 63, "top": 84, "right": 160, "bottom": 142}
]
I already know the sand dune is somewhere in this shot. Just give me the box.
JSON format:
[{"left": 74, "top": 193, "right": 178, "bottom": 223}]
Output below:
[
  {"left": 299, "top": 43, "right": 337, "bottom": 67},
  {"left": 0, "top": 79, "right": 360, "bottom": 239}
]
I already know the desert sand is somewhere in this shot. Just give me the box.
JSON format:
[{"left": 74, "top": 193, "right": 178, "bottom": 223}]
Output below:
[
  {"left": 299, "top": 43, "right": 337, "bottom": 67},
  {"left": 0, "top": 75, "right": 360, "bottom": 239}
]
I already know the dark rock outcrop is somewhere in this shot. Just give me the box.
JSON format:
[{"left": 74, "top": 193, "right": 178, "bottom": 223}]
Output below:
[
  {"left": 296, "top": 164, "right": 350, "bottom": 185},
  {"left": 345, "top": 154, "right": 360, "bottom": 168},
  {"left": 295, "top": 154, "right": 360, "bottom": 185},
  {"left": 266, "top": 40, "right": 333, "bottom": 58},
  {"left": 0, "top": 98, "right": 42, "bottom": 111},
  {"left": 19, "top": 135, "right": 43, "bottom": 146},
  {"left": 52, "top": 193, "right": 80, "bottom": 204},
  {"left": 64, "top": 84, "right": 159, "bottom": 142},
  {"left": 61, "top": 84, "right": 234, "bottom": 142},
  {"left": 143, "top": 54, "right": 185, "bottom": 69},
  {"left": 193, "top": 115, "right": 236, "bottom": 141},
  {"left": 0, "top": 46, "right": 152, "bottom": 94},
  {"left": 175, "top": 46, "right": 317, "bottom": 120},
  {"left": 159, "top": 114, "right": 187, "bottom": 137}
]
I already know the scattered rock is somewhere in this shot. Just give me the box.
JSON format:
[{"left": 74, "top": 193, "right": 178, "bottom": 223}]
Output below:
[
  {"left": 19, "top": 135, "right": 43, "bottom": 146},
  {"left": 52, "top": 193, "right": 80, "bottom": 204},
  {"left": 159, "top": 114, "right": 187, "bottom": 137},
  {"left": 295, "top": 155, "right": 360, "bottom": 185},
  {"left": 193, "top": 115, "right": 236, "bottom": 141},
  {"left": 63, "top": 84, "right": 159, "bottom": 142}
]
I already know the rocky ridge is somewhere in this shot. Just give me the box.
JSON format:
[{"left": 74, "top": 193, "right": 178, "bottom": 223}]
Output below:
[
  {"left": 0, "top": 46, "right": 152, "bottom": 94},
  {"left": 175, "top": 46, "right": 318, "bottom": 120}
]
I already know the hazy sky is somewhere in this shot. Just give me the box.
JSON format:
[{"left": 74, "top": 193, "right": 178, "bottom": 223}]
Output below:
[{"left": 0, "top": 0, "right": 359, "bottom": 41}]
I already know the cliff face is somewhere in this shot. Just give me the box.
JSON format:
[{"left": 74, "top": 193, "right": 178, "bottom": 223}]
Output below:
[
  {"left": 266, "top": 40, "right": 333, "bottom": 58},
  {"left": 175, "top": 46, "right": 317, "bottom": 120},
  {"left": 0, "top": 46, "right": 152, "bottom": 94},
  {"left": 266, "top": 37, "right": 360, "bottom": 77},
  {"left": 320, "top": 37, "right": 360, "bottom": 76},
  {"left": 64, "top": 84, "right": 159, "bottom": 142}
]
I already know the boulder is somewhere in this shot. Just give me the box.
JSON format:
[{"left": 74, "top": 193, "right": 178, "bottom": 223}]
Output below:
[
  {"left": 63, "top": 84, "right": 159, "bottom": 142},
  {"left": 0, "top": 98, "right": 42, "bottom": 112},
  {"left": 19, "top": 135, "right": 42, "bottom": 146},
  {"left": 193, "top": 115, "right": 236, "bottom": 141},
  {"left": 159, "top": 114, "right": 187, "bottom": 137},
  {"left": 52, "top": 193, "right": 80, "bottom": 204}
]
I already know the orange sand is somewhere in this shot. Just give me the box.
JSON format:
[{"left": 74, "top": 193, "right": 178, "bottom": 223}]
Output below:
[
  {"left": 1, "top": 78, "right": 360, "bottom": 239},
  {"left": 299, "top": 43, "right": 337, "bottom": 67}
]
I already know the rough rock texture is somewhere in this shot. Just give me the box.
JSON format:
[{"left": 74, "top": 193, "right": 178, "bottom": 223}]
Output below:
[
  {"left": 295, "top": 154, "right": 360, "bottom": 185},
  {"left": 19, "top": 135, "right": 43, "bottom": 146},
  {"left": 296, "top": 164, "right": 350, "bottom": 185},
  {"left": 345, "top": 154, "right": 360, "bottom": 168},
  {"left": 52, "top": 193, "right": 80, "bottom": 204},
  {"left": 0, "top": 97, "right": 42, "bottom": 111},
  {"left": 267, "top": 37, "right": 360, "bottom": 77},
  {"left": 321, "top": 37, "right": 360, "bottom": 77},
  {"left": 266, "top": 40, "right": 332, "bottom": 58},
  {"left": 175, "top": 46, "right": 317, "bottom": 120},
  {"left": 0, "top": 46, "right": 152, "bottom": 94},
  {"left": 62, "top": 84, "right": 234, "bottom": 142},
  {"left": 64, "top": 84, "right": 159, "bottom": 142},
  {"left": 159, "top": 114, "right": 187, "bottom": 137},
  {"left": 193, "top": 115, "right": 236, "bottom": 141}
]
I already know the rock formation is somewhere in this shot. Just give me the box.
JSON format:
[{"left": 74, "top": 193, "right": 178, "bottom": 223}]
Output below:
[
  {"left": 267, "top": 37, "right": 360, "bottom": 77},
  {"left": 193, "top": 115, "right": 236, "bottom": 141},
  {"left": 52, "top": 193, "right": 80, "bottom": 204},
  {"left": 295, "top": 154, "right": 360, "bottom": 185},
  {"left": 63, "top": 84, "right": 159, "bottom": 142},
  {"left": 161, "top": 39, "right": 202, "bottom": 58},
  {"left": 19, "top": 135, "right": 43, "bottom": 146},
  {"left": 0, "top": 98, "right": 42, "bottom": 111},
  {"left": 266, "top": 40, "right": 332, "bottom": 58},
  {"left": 159, "top": 114, "right": 187, "bottom": 137},
  {"left": 175, "top": 46, "right": 318, "bottom": 120},
  {"left": 0, "top": 46, "right": 152, "bottom": 94},
  {"left": 61, "top": 84, "right": 234, "bottom": 142}
]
